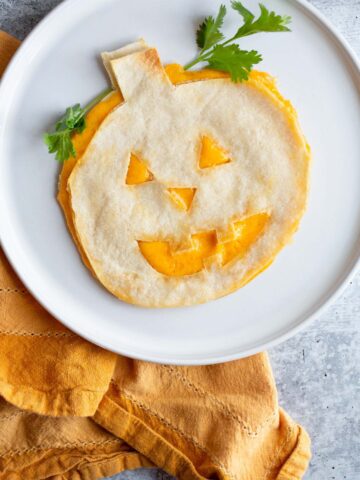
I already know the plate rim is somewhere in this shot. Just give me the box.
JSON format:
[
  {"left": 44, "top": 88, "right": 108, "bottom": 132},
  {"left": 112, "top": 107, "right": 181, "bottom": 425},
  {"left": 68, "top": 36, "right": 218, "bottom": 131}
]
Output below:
[{"left": 0, "top": 0, "right": 359, "bottom": 365}]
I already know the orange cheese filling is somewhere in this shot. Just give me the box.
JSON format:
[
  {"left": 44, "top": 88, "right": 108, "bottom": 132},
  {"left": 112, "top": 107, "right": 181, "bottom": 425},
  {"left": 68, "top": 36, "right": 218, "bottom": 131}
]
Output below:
[
  {"left": 59, "top": 65, "right": 294, "bottom": 279},
  {"left": 58, "top": 90, "right": 122, "bottom": 271},
  {"left": 138, "top": 213, "right": 269, "bottom": 276},
  {"left": 199, "top": 135, "right": 231, "bottom": 168},
  {"left": 166, "top": 187, "right": 196, "bottom": 211},
  {"left": 125, "top": 153, "right": 153, "bottom": 185}
]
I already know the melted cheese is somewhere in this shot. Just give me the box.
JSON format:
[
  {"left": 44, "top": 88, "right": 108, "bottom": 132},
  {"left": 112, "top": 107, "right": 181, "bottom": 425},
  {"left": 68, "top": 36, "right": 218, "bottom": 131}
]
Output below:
[
  {"left": 126, "top": 153, "right": 153, "bottom": 185},
  {"left": 58, "top": 91, "right": 122, "bottom": 272},
  {"left": 199, "top": 135, "right": 231, "bottom": 168},
  {"left": 166, "top": 187, "right": 196, "bottom": 211},
  {"left": 138, "top": 213, "right": 269, "bottom": 276}
]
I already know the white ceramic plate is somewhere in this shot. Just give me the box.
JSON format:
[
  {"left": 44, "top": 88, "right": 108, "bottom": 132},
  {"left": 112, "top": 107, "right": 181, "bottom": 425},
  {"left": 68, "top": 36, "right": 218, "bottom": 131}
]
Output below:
[{"left": 0, "top": 0, "right": 359, "bottom": 365}]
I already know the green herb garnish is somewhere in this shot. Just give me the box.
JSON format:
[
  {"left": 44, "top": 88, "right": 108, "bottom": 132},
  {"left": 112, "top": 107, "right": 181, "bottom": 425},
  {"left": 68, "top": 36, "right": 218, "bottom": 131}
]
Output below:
[
  {"left": 44, "top": 1, "right": 291, "bottom": 162},
  {"left": 43, "top": 88, "right": 112, "bottom": 162},
  {"left": 184, "top": 1, "right": 291, "bottom": 81}
]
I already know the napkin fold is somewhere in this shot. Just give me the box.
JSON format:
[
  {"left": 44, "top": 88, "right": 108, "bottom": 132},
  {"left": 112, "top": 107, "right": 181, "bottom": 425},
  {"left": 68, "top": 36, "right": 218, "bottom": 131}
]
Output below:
[{"left": 0, "top": 30, "right": 310, "bottom": 480}]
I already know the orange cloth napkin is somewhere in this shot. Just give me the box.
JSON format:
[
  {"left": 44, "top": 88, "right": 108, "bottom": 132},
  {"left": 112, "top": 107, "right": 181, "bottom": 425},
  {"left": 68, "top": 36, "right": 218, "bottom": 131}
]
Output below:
[{"left": 0, "top": 31, "right": 311, "bottom": 480}]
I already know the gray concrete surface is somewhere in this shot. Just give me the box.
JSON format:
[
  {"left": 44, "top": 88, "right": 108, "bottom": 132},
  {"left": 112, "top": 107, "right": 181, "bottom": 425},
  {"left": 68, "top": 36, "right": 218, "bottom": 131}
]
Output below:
[{"left": 0, "top": 1, "right": 359, "bottom": 479}]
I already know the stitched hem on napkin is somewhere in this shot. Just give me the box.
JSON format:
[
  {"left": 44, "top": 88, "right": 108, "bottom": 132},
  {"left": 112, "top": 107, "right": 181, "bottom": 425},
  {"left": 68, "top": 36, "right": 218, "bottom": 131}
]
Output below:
[
  {"left": 93, "top": 394, "right": 311, "bottom": 480},
  {"left": 275, "top": 424, "right": 311, "bottom": 480},
  {"left": 0, "top": 447, "right": 153, "bottom": 480}
]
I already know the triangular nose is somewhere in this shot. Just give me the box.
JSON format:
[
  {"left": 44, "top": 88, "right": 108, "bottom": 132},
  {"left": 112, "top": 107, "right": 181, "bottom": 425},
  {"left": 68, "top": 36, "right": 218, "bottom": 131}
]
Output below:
[
  {"left": 125, "top": 153, "right": 153, "bottom": 185},
  {"left": 167, "top": 187, "right": 196, "bottom": 211},
  {"left": 199, "top": 135, "right": 231, "bottom": 169}
]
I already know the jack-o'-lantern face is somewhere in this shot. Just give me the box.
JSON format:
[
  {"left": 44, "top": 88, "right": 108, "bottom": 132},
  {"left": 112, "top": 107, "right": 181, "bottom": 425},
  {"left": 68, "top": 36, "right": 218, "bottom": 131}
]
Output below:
[
  {"left": 67, "top": 42, "right": 310, "bottom": 307},
  {"left": 125, "top": 140, "right": 270, "bottom": 278}
]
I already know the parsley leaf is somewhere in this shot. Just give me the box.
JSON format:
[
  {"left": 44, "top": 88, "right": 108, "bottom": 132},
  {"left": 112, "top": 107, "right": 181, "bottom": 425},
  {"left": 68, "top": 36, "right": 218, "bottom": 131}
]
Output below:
[
  {"left": 207, "top": 44, "right": 262, "bottom": 81},
  {"left": 196, "top": 4, "right": 227, "bottom": 51},
  {"left": 184, "top": 1, "right": 291, "bottom": 82},
  {"left": 44, "top": 88, "right": 112, "bottom": 162}
]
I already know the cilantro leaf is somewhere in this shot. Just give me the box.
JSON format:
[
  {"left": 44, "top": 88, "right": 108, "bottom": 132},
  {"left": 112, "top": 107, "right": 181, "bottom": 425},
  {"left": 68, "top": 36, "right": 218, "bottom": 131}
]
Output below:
[
  {"left": 63, "top": 104, "right": 87, "bottom": 131},
  {"left": 231, "top": 1, "right": 254, "bottom": 25},
  {"left": 44, "top": 88, "right": 112, "bottom": 162},
  {"left": 196, "top": 4, "right": 227, "bottom": 50},
  {"left": 44, "top": 130, "right": 75, "bottom": 163},
  {"left": 44, "top": 104, "right": 86, "bottom": 162},
  {"left": 233, "top": 2, "right": 291, "bottom": 38},
  {"left": 184, "top": 1, "right": 291, "bottom": 83},
  {"left": 55, "top": 104, "right": 87, "bottom": 134},
  {"left": 207, "top": 44, "right": 262, "bottom": 81}
]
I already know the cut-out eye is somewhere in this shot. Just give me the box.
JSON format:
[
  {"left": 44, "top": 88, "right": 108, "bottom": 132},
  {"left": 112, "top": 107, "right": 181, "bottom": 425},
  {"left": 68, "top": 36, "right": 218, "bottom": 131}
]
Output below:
[
  {"left": 126, "top": 153, "right": 154, "bottom": 185},
  {"left": 199, "top": 136, "right": 231, "bottom": 169},
  {"left": 167, "top": 187, "right": 196, "bottom": 211}
]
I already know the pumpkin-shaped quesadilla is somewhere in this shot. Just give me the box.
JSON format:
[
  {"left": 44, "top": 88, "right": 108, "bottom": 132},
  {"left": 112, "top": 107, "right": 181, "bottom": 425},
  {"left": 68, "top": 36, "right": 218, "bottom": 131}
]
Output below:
[{"left": 61, "top": 41, "right": 310, "bottom": 307}]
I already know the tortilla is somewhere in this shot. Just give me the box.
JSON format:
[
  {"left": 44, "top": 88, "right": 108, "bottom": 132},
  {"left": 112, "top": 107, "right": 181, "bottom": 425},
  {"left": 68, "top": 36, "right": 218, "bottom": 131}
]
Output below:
[{"left": 65, "top": 42, "right": 310, "bottom": 307}]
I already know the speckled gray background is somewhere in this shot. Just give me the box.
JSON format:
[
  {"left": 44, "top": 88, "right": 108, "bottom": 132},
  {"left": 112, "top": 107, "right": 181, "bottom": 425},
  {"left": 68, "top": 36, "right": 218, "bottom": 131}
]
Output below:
[{"left": 0, "top": 1, "right": 359, "bottom": 479}]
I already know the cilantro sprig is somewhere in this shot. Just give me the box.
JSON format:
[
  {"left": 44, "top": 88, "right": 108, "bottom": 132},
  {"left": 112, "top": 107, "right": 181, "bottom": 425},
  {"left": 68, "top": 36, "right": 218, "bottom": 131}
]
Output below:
[
  {"left": 43, "top": 87, "right": 112, "bottom": 162},
  {"left": 44, "top": 1, "right": 291, "bottom": 162},
  {"left": 184, "top": 1, "right": 291, "bottom": 81}
]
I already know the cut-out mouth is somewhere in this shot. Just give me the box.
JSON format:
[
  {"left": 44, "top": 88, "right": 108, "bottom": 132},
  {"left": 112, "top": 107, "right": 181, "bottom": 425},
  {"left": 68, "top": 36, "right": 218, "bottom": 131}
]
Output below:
[{"left": 138, "top": 213, "right": 269, "bottom": 276}]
